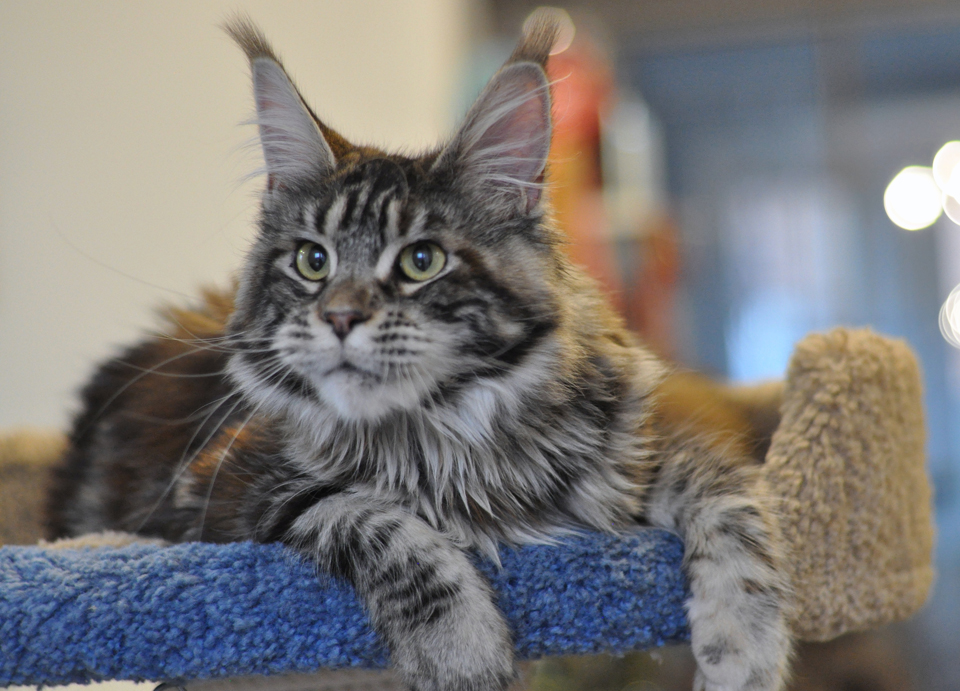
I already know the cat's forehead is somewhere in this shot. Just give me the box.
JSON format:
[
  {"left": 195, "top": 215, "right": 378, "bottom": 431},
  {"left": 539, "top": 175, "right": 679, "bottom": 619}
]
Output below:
[
  {"left": 298, "top": 157, "right": 443, "bottom": 258},
  {"left": 325, "top": 158, "right": 409, "bottom": 237}
]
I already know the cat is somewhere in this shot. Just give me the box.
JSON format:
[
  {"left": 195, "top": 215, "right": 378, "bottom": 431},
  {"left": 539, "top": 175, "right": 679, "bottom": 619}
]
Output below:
[{"left": 45, "top": 12, "right": 792, "bottom": 691}]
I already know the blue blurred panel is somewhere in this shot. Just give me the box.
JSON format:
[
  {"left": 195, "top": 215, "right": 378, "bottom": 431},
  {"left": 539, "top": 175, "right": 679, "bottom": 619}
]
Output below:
[{"left": 860, "top": 26, "right": 960, "bottom": 97}]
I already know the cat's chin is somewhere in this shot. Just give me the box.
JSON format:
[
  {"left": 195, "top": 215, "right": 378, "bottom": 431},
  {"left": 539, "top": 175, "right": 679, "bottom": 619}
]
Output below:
[{"left": 315, "top": 369, "right": 427, "bottom": 423}]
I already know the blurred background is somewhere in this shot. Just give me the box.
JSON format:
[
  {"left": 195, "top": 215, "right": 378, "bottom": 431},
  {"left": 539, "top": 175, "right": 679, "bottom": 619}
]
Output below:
[{"left": 2, "top": 1, "right": 960, "bottom": 689}]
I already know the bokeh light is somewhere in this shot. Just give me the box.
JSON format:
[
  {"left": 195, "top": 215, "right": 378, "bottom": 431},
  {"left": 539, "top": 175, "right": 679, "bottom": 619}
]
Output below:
[
  {"left": 940, "top": 283, "right": 960, "bottom": 349},
  {"left": 933, "top": 140, "right": 960, "bottom": 193},
  {"left": 883, "top": 166, "right": 942, "bottom": 231},
  {"left": 944, "top": 192, "right": 960, "bottom": 225}
]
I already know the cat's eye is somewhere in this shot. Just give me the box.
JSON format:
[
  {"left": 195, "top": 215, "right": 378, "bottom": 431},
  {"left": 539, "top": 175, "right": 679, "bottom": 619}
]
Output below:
[
  {"left": 295, "top": 241, "right": 330, "bottom": 281},
  {"left": 398, "top": 242, "right": 446, "bottom": 282}
]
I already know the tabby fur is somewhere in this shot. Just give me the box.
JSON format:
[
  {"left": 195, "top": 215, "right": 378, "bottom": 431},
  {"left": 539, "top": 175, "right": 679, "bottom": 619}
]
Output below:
[{"left": 47, "top": 13, "right": 792, "bottom": 691}]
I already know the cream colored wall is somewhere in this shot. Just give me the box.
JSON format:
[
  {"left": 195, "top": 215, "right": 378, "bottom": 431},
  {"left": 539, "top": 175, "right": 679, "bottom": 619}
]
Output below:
[{"left": 0, "top": 0, "right": 475, "bottom": 428}]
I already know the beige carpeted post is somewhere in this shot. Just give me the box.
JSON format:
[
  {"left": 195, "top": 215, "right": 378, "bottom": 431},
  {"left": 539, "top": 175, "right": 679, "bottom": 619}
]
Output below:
[
  {"left": 0, "top": 427, "right": 65, "bottom": 545},
  {"left": 764, "top": 328, "right": 935, "bottom": 641}
]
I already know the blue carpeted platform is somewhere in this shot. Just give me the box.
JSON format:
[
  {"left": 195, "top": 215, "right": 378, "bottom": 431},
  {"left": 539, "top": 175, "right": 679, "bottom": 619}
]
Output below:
[{"left": 0, "top": 529, "right": 690, "bottom": 687}]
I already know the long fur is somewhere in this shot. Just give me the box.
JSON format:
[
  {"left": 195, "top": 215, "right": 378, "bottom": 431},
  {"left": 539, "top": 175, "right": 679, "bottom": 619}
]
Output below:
[{"left": 47, "top": 11, "right": 792, "bottom": 691}]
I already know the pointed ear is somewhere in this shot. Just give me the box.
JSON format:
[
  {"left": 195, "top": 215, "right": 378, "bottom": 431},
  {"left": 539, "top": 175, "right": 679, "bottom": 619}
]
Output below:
[
  {"left": 250, "top": 58, "right": 336, "bottom": 187},
  {"left": 224, "top": 17, "right": 335, "bottom": 189},
  {"left": 436, "top": 62, "right": 552, "bottom": 214}
]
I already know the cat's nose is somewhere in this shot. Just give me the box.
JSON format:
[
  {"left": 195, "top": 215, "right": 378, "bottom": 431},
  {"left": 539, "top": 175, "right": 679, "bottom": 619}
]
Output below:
[{"left": 323, "top": 308, "right": 369, "bottom": 340}]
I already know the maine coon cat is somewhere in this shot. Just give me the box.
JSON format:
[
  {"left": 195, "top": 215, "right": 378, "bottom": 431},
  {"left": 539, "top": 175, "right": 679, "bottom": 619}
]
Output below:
[{"left": 46, "top": 13, "right": 792, "bottom": 691}]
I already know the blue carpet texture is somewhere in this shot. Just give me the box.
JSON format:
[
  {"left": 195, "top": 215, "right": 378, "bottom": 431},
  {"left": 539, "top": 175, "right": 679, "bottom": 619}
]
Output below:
[{"left": 0, "top": 529, "right": 690, "bottom": 687}]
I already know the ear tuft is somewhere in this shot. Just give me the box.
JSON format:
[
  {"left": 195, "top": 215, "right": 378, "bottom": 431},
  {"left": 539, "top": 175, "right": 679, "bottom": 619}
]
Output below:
[
  {"left": 223, "top": 14, "right": 279, "bottom": 63},
  {"left": 433, "top": 10, "right": 564, "bottom": 215},
  {"left": 510, "top": 8, "right": 564, "bottom": 68},
  {"left": 224, "top": 16, "right": 336, "bottom": 188}
]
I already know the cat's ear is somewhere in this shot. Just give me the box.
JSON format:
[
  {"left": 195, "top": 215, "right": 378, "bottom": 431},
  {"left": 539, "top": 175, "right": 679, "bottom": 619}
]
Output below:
[
  {"left": 435, "top": 13, "right": 559, "bottom": 215},
  {"left": 224, "top": 17, "right": 336, "bottom": 189}
]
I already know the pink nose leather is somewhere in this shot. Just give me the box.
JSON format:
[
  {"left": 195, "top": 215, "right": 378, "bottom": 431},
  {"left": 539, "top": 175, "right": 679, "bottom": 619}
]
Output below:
[{"left": 323, "top": 309, "right": 368, "bottom": 340}]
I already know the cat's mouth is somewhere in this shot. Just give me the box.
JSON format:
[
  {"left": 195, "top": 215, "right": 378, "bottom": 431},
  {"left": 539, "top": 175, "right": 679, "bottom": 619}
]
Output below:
[
  {"left": 322, "top": 360, "right": 381, "bottom": 382},
  {"left": 332, "top": 362, "right": 365, "bottom": 375}
]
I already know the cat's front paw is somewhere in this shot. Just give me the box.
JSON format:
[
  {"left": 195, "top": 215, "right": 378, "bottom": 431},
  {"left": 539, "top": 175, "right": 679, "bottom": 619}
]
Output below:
[
  {"left": 693, "top": 667, "right": 781, "bottom": 691},
  {"left": 389, "top": 589, "right": 515, "bottom": 691},
  {"left": 690, "top": 622, "right": 790, "bottom": 691}
]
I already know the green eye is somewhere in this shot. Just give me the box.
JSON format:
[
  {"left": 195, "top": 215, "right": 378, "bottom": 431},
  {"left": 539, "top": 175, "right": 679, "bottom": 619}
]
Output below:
[
  {"left": 398, "top": 242, "right": 446, "bottom": 282},
  {"left": 295, "top": 241, "right": 330, "bottom": 281}
]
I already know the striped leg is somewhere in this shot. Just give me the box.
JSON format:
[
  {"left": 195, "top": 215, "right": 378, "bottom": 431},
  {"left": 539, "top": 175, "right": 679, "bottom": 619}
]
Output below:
[
  {"left": 284, "top": 490, "right": 515, "bottom": 691},
  {"left": 644, "top": 435, "right": 793, "bottom": 691}
]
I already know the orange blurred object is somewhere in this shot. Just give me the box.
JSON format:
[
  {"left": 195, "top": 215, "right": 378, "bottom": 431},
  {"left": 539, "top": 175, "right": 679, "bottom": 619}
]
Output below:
[
  {"left": 545, "top": 32, "right": 680, "bottom": 358},
  {"left": 546, "top": 38, "right": 625, "bottom": 317}
]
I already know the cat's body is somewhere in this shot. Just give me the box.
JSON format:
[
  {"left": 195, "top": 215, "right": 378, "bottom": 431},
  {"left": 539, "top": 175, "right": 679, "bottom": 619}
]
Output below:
[{"left": 46, "top": 14, "right": 792, "bottom": 691}]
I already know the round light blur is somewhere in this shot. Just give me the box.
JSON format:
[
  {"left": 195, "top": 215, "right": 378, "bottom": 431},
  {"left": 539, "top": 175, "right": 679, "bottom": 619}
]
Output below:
[
  {"left": 945, "top": 165, "right": 960, "bottom": 201},
  {"left": 943, "top": 193, "right": 960, "bottom": 225},
  {"left": 884, "top": 166, "right": 942, "bottom": 231},
  {"left": 933, "top": 141, "right": 960, "bottom": 192},
  {"left": 940, "top": 284, "right": 960, "bottom": 349}
]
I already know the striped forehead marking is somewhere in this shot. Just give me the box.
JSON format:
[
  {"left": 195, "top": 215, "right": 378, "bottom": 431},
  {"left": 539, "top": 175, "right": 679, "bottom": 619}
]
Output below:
[
  {"left": 326, "top": 163, "right": 411, "bottom": 233},
  {"left": 313, "top": 162, "right": 419, "bottom": 269},
  {"left": 322, "top": 194, "right": 348, "bottom": 236},
  {"left": 383, "top": 197, "right": 403, "bottom": 241}
]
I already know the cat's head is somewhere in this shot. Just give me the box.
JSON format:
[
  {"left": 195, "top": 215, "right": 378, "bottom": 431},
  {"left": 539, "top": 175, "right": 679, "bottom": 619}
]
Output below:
[{"left": 225, "top": 14, "right": 567, "bottom": 424}]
